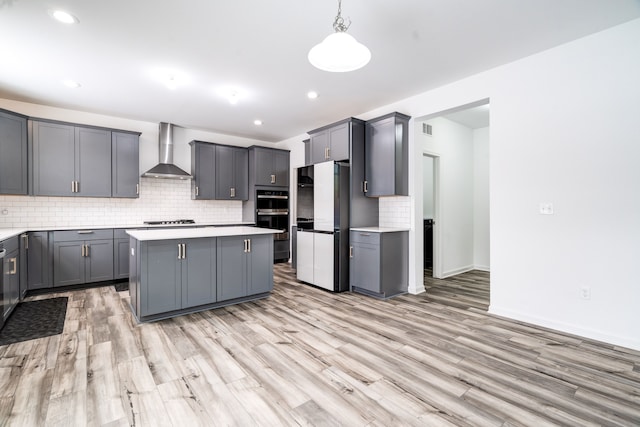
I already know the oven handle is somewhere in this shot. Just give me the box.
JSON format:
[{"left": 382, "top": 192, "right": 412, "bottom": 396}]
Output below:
[
  {"left": 257, "top": 195, "right": 288, "bottom": 200},
  {"left": 257, "top": 211, "right": 289, "bottom": 216}
]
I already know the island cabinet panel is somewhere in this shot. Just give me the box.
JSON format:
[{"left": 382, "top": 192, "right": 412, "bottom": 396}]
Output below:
[
  {"left": 140, "top": 238, "right": 216, "bottom": 317},
  {"left": 216, "top": 234, "right": 273, "bottom": 301},
  {"left": 182, "top": 239, "right": 217, "bottom": 308},
  {"left": 0, "top": 109, "right": 28, "bottom": 195}
]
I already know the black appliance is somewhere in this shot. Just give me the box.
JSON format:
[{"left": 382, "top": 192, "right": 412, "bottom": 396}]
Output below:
[
  {"left": 424, "top": 219, "right": 433, "bottom": 268},
  {"left": 255, "top": 189, "right": 289, "bottom": 262},
  {"left": 144, "top": 219, "right": 195, "bottom": 225}
]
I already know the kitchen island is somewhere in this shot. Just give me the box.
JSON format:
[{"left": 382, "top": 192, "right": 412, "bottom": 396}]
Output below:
[{"left": 127, "top": 226, "right": 279, "bottom": 322}]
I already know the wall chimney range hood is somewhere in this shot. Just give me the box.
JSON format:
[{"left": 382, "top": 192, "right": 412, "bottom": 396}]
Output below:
[{"left": 142, "top": 122, "right": 192, "bottom": 179}]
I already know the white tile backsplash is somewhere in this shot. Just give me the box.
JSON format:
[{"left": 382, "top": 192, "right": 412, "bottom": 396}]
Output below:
[
  {"left": 0, "top": 178, "right": 243, "bottom": 228},
  {"left": 378, "top": 196, "right": 412, "bottom": 228}
]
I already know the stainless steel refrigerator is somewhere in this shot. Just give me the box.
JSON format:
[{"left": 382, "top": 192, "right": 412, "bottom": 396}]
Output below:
[{"left": 296, "top": 161, "right": 350, "bottom": 292}]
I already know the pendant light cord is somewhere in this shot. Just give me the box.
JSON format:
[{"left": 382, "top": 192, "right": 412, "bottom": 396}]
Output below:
[{"left": 333, "top": 0, "right": 351, "bottom": 33}]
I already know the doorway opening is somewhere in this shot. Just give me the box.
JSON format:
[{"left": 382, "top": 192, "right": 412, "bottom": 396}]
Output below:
[{"left": 416, "top": 100, "right": 490, "bottom": 309}]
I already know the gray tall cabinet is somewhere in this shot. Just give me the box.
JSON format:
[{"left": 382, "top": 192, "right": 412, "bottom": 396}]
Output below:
[{"left": 0, "top": 109, "right": 28, "bottom": 195}]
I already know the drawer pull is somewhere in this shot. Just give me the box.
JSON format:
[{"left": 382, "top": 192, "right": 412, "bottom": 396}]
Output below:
[
  {"left": 77, "top": 230, "right": 95, "bottom": 234},
  {"left": 359, "top": 233, "right": 371, "bottom": 236}
]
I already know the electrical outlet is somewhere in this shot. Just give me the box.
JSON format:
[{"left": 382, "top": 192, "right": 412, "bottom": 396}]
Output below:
[
  {"left": 539, "top": 203, "right": 554, "bottom": 215},
  {"left": 580, "top": 287, "right": 591, "bottom": 300},
  {"left": 1, "top": 208, "right": 8, "bottom": 215}
]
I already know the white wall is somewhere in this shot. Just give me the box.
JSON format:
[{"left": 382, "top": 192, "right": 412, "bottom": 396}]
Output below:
[
  {"left": 473, "top": 127, "right": 490, "bottom": 270},
  {"left": 0, "top": 99, "right": 274, "bottom": 228},
  {"left": 423, "top": 156, "right": 434, "bottom": 219},
  {"left": 348, "top": 18, "right": 640, "bottom": 350}
]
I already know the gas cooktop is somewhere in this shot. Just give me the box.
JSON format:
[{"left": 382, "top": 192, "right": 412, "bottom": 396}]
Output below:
[{"left": 144, "top": 219, "right": 195, "bottom": 225}]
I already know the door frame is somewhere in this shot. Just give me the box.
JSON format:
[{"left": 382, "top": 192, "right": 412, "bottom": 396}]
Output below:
[{"left": 422, "top": 152, "right": 442, "bottom": 278}]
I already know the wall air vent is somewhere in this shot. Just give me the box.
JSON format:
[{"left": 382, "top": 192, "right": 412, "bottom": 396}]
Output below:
[{"left": 422, "top": 123, "right": 433, "bottom": 136}]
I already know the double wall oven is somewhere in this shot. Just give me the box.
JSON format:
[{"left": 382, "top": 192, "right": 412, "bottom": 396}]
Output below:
[{"left": 255, "top": 189, "right": 290, "bottom": 262}]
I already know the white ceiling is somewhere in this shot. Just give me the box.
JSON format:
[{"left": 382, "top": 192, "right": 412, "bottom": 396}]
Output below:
[{"left": 1, "top": 0, "right": 639, "bottom": 142}]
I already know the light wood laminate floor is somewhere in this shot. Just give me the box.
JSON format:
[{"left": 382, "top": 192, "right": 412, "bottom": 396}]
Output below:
[{"left": 1, "top": 264, "right": 639, "bottom": 426}]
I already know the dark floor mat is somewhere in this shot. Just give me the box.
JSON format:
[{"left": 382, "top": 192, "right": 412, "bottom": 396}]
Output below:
[
  {"left": 114, "top": 282, "right": 129, "bottom": 292},
  {"left": 0, "top": 297, "right": 68, "bottom": 346}
]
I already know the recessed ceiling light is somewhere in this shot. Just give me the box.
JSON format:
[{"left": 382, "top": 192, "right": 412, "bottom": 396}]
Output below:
[
  {"left": 254, "top": 120, "right": 263, "bottom": 126},
  {"left": 62, "top": 79, "right": 81, "bottom": 88},
  {"left": 307, "top": 91, "right": 319, "bottom": 99},
  {"left": 217, "top": 86, "right": 248, "bottom": 105},
  {"left": 51, "top": 10, "right": 78, "bottom": 24}
]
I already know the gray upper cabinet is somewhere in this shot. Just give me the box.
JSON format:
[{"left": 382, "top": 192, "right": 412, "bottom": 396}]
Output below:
[
  {"left": 309, "top": 120, "right": 350, "bottom": 164},
  {"left": 31, "top": 120, "right": 112, "bottom": 197},
  {"left": 364, "top": 112, "right": 411, "bottom": 197},
  {"left": 215, "top": 145, "right": 248, "bottom": 200},
  {"left": 190, "top": 141, "right": 216, "bottom": 200},
  {"left": 0, "top": 109, "right": 28, "bottom": 195},
  {"left": 112, "top": 131, "right": 140, "bottom": 198},
  {"left": 250, "top": 146, "right": 290, "bottom": 187},
  {"left": 190, "top": 141, "right": 248, "bottom": 200}
]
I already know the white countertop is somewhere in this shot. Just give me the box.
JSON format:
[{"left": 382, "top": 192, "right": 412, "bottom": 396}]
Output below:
[
  {"left": 127, "top": 226, "right": 282, "bottom": 241},
  {"left": 350, "top": 227, "right": 410, "bottom": 233},
  {"left": 0, "top": 228, "right": 28, "bottom": 241}
]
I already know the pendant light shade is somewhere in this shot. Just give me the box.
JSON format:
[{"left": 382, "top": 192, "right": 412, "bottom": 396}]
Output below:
[{"left": 308, "top": 0, "right": 371, "bottom": 73}]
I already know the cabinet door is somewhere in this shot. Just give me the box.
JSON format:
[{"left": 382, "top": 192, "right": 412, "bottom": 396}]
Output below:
[
  {"left": 328, "top": 123, "right": 349, "bottom": 161},
  {"left": 76, "top": 127, "right": 111, "bottom": 197},
  {"left": 310, "top": 131, "right": 329, "bottom": 164},
  {"left": 182, "top": 239, "right": 216, "bottom": 307},
  {"left": 32, "top": 121, "right": 76, "bottom": 196},
  {"left": 0, "top": 110, "right": 28, "bottom": 195},
  {"left": 114, "top": 238, "right": 130, "bottom": 280},
  {"left": 216, "top": 236, "right": 247, "bottom": 301},
  {"left": 85, "top": 239, "right": 114, "bottom": 283},
  {"left": 349, "top": 242, "right": 381, "bottom": 293},
  {"left": 247, "top": 235, "right": 273, "bottom": 295},
  {"left": 142, "top": 241, "right": 181, "bottom": 316},
  {"left": 192, "top": 142, "right": 216, "bottom": 199},
  {"left": 313, "top": 161, "right": 335, "bottom": 232},
  {"left": 296, "top": 231, "right": 314, "bottom": 284},
  {"left": 27, "top": 232, "right": 51, "bottom": 290},
  {"left": 365, "top": 114, "right": 409, "bottom": 197},
  {"left": 313, "top": 233, "right": 334, "bottom": 291},
  {"left": 215, "top": 145, "right": 234, "bottom": 199},
  {"left": 273, "top": 150, "right": 289, "bottom": 186},
  {"left": 53, "top": 241, "right": 84, "bottom": 286},
  {"left": 253, "top": 148, "right": 275, "bottom": 186},
  {"left": 233, "top": 147, "right": 248, "bottom": 200},
  {"left": 112, "top": 132, "right": 139, "bottom": 198}
]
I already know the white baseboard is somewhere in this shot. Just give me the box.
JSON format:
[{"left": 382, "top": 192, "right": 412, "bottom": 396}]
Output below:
[
  {"left": 473, "top": 264, "right": 490, "bottom": 272},
  {"left": 440, "top": 265, "right": 474, "bottom": 278},
  {"left": 488, "top": 305, "right": 640, "bottom": 352}
]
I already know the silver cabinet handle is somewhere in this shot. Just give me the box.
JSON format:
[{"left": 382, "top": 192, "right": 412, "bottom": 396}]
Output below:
[
  {"left": 77, "top": 230, "right": 94, "bottom": 234},
  {"left": 74, "top": 181, "right": 79, "bottom": 193},
  {"left": 22, "top": 234, "right": 28, "bottom": 250},
  {"left": 359, "top": 233, "right": 371, "bottom": 236},
  {"left": 86, "top": 244, "right": 90, "bottom": 257},
  {"left": 10, "top": 257, "right": 17, "bottom": 274},
  {"left": 71, "top": 181, "right": 75, "bottom": 192},
  {"left": 136, "top": 183, "right": 139, "bottom": 195},
  {"left": 270, "top": 174, "right": 276, "bottom": 184},
  {"left": 81, "top": 245, "right": 85, "bottom": 257},
  {"left": 363, "top": 181, "right": 368, "bottom": 193},
  {"left": 195, "top": 186, "right": 199, "bottom": 196},
  {"left": 230, "top": 187, "right": 236, "bottom": 198},
  {"left": 349, "top": 246, "right": 353, "bottom": 258},
  {"left": 182, "top": 243, "right": 186, "bottom": 259},
  {"left": 178, "top": 244, "right": 182, "bottom": 259},
  {"left": 247, "top": 239, "right": 251, "bottom": 253},
  {"left": 243, "top": 239, "right": 248, "bottom": 253}
]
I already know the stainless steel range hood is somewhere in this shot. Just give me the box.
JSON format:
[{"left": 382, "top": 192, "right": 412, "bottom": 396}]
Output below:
[{"left": 142, "top": 122, "right": 192, "bottom": 179}]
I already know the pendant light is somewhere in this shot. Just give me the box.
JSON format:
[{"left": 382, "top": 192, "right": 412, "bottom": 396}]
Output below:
[{"left": 308, "top": 0, "right": 371, "bottom": 72}]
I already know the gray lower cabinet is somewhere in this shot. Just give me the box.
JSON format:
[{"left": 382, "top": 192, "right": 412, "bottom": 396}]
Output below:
[
  {"left": 137, "top": 238, "right": 216, "bottom": 317},
  {"left": 112, "top": 131, "right": 140, "bottom": 198},
  {"left": 0, "top": 109, "right": 28, "bottom": 195},
  {"left": 26, "top": 231, "right": 51, "bottom": 290},
  {"left": 114, "top": 229, "right": 130, "bottom": 280},
  {"left": 364, "top": 112, "right": 411, "bottom": 197},
  {"left": 52, "top": 229, "right": 114, "bottom": 286},
  {"left": 31, "top": 121, "right": 112, "bottom": 197},
  {"left": 2, "top": 235, "right": 21, "bottom": 321},
  {"left": 217, "top": 235, "right": 273, "bottom": 301},
  {"left": 350, "top": 230, "right": 408, "bottom": 298}
]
